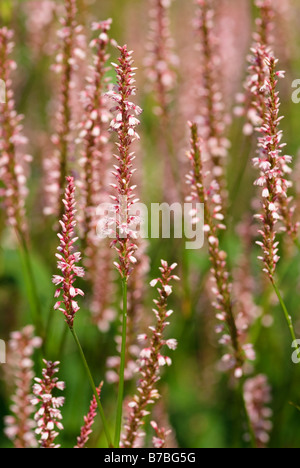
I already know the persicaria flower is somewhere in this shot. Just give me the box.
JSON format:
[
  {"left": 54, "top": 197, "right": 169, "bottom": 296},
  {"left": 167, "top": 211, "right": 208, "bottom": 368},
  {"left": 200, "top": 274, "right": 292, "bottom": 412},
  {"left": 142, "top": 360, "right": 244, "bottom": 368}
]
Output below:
[
  {"left": 44, "top": 0, "right": 85, "bottom": 217},
  {"left": 0, "top": 27, "right": 30, "bottom": 234},
  {"left": 78, "top": 18, "right": 112, "bottom": 244},
  {"left": 244, "top": 374, "right": 272, "bottom": 448},
  {"left": 106, "top": 45, "right": 142, "bottom": 280},
  {"left": 151, "top": 420, "right": 172, "bottom": 449},
  {"left": 252, "top": 51, "right": 298, "bottom": 278},
  {"left": 4, "top": 326, "right": 42, "bottom": 448},
  {"left": 75, "top": 383, "right": 103, "bottom": 449},
  {"left": 144, "top": 0, "right": 178, "bottom": 115},
  {"left": 122, "top": 261, "right": 179, "bottom": 448},
  {"left": 186, "top": 122, "right": 253, "bottom": 377},
  {"left": 194, "top": 0, "right": 230, "bottom": 204},
  {"left": 31, "top": 360, "right": 65, "bottom": 448},
  {"left": 53, "top": 176, "right": 85, "bottom": 329}
]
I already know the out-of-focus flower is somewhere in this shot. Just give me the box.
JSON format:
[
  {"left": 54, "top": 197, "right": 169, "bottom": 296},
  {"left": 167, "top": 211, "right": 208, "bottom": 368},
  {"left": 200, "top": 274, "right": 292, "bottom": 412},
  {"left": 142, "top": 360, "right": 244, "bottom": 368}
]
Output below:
[
  {"left": 31, "top": 360, "right": 65, "bottom": 448},
  {"left": 4, "top": 326, "right": 42, "bottom": 448},
  {"left": 122, "top": 261, "right": 179, "bottom": 448},
  {"left": 236, "top": 0, "right": 274, "bottom": 136},
  {"left": 53, "top": 176, "right": 85, "bottom": 329},
  {"left": 144, "top": 0, "right": 178, "bottom": 116},
  {"left": 186, "top": 122, "right": 254, "bottom": 377},
  {"left": 194, "top": 0, "right": 230, "bottom": 202},
  {"left": 244, "top": 374, "right": 272, "bottom": 448},
  {"left": 78, "top": 18, "right": 112, "bottom": 244},
  {"left": 0, "top": 27, "right": 30, "bottom": 234},
  {"left": 44, "top": 0, "right": 85, "bottom": 217}
]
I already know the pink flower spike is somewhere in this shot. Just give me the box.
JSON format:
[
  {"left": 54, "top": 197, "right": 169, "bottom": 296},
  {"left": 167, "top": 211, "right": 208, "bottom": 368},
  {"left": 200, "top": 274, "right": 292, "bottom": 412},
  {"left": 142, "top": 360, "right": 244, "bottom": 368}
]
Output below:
[
  {"left": 31, "top": 360, "right": 65, "bottom": 449},
  {"left": 122, "top": 261, "right": 179, "bottom": 448},
  {"left": 75, "top": 383, "right": 103, "bottom": 449},
  {"left": 53, "top": 177, "right": 85, "bottom": 329}
]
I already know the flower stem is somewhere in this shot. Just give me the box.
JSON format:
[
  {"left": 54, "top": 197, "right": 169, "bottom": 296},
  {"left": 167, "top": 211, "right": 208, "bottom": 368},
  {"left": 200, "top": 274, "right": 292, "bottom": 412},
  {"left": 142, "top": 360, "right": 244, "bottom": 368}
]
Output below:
[
  {"left": 271, "top": 277, "right": 299, "bottom": 350},
  {"left": 16, "top": 229, "right": 45, "bottom": 344},
  {"left": 114, "top": 277, "right": 128, "bottom": 448},
  {"left": 70, "top": 327, "right": 113, "bottom": 448}
]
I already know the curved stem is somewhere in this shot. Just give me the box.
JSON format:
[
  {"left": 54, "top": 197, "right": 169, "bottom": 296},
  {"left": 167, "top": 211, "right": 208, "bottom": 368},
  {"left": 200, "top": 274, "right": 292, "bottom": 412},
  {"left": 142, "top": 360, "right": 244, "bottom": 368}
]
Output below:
[
  {"left": 271, "top": 277, "right": 299, "bottom": 350},
  {"left": 70, "top": 328, "right": 113, "bottom": 448},
  {"left": 114, "top": 278, "right": 128, "bottom": 448}
]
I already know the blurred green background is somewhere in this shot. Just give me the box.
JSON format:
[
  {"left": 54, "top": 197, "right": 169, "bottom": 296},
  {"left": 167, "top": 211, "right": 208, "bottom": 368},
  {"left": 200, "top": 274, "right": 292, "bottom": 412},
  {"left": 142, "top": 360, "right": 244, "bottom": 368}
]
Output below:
[{"left": 1, "top": 0, "right": 300, "bottom": 448}]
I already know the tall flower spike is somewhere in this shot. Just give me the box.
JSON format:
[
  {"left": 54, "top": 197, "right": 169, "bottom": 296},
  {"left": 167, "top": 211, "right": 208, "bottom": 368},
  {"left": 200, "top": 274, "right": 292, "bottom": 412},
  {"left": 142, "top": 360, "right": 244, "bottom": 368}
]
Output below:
[
  {"left": 75, "top": 383, "right": 103, "bottom": 449},
  {"left": 4, "top": 326, "right": 42, "bottom": 448},
  {"left": 144, "top": 0, "right": 178, "bottom": 116},
  {"left": 186, "top": 123, "right": 254, "bottom": 377},
  {"left": 122, "top": 261, "right": 179, "bottom": 448},
  {"left": 44, "top": 0, "right": 84, "bottom": 216},
  {"left": 243, "top": 374, "right": 272, "bottom": 448},
  {"left": 31, "top": 360, "right": 65, "bottom": 448},
  {"left": 79, "top": 19, "right": 112, "bottom": 245},
  {"left": 253, "top": 52, "right": 297, "bottom": 277},
  {"left": 53, "top": 176, "right": 85, "bottom": 329},
  {"left": 144, "top": 0, "right": 181, "bottom": 202},
  {"left": 194, "top": 0, "right": 230, "bottom": 203},
  {"left": 236, "top": 0, "right": 274, "bottom": 136},
  {"left": 254, "top": 0, "right": 274, "bottom": 47},
  {"left": 0, "top": 27, "right": 30, "bottom": 234},
  {"left": 77, "top": 20, "right": 116, "bottom": 333},
  {"left": 107, "top": 45, "right": 142, "bottom": 280}
]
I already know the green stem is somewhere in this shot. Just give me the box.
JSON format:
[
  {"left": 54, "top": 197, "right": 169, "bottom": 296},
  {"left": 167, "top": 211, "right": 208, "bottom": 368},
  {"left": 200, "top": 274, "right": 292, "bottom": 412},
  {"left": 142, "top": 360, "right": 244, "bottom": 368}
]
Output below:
[
  {"left": 114, "top": 278, "right": 128, "bottom": 448},
  {"left": 271, "top": 277, "right": 299, "bottom": 349},
  {"left": 70, "top": 328, "right": 113, "bottom": 448},
  {"left": 16, "top": 229, "right": 45, "bottom": 343},
  {"left": 57, "top": 322, "right": 69, "bottom": 359}
]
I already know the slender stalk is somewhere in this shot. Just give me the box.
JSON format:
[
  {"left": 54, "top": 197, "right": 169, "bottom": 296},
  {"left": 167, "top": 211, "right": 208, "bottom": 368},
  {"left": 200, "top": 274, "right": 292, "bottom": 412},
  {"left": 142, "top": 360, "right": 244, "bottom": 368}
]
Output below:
[
  {"left": 70, "top": 328, "right": 113, "bottom": 448},
  {"left": 114, "top": 278, "right": 128, "bottom": 448},
  {"left": 271, "top": 278, "right": 299, "bottom": 351},
  {"left": 16, "top": 229, "right": 45, "bottom": 343},
  {"left": 57, "top": 323, "right": 69, "bottom": 359}
]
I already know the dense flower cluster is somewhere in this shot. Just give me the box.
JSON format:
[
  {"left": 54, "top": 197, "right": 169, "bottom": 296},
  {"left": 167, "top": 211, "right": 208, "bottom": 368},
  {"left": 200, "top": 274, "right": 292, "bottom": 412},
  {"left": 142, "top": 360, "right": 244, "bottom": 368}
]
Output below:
[
  {"left": 244, "top": 374, "right": 272, "bottom": 448},
  {"left": 4, "top": 326, "right": 42, "bottom": 448},
  {"left": 75, "top": 383, "right": 103, "bottom": 449},
  {"left": 0, "top": 27, "right": 30, "bottom": 234},
  {"left": 253, "top": 52, "right": 297, "bottom": 277},
  {"left": 31, "top": 360, "right": 65, "bottom": 448},
  {"left": 107, "top": 45, "right": 142, "bottom": 280},
  {"left": 53, "top": 176, "right": 85, "bottom": 329},
  {"left": 122, "top": 261, "right": 179, "bottom": 448}
]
